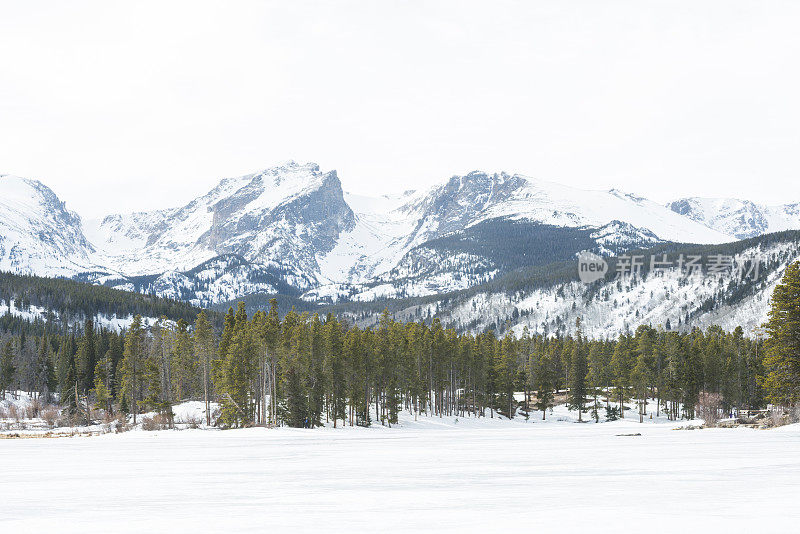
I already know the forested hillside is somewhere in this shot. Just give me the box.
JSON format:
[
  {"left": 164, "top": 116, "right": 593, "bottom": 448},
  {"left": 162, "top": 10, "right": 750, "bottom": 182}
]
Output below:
[
  {"left": 0, "top": 271, "right": 217, "bottom": 411},
  {"left": 320, "top": 230, "right": 800, "bottom": 337},
  {"left": 0, "top": 270, "right": 213, "bottom": 333},
  {"left": 4, "top": 289, "right": 796, "bottom": 430}
]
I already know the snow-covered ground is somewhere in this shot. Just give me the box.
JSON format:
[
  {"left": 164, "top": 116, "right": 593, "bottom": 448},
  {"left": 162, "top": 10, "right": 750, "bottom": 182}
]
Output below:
[{"left": 2, "top": 402, "right": 799, "bottom": 533}]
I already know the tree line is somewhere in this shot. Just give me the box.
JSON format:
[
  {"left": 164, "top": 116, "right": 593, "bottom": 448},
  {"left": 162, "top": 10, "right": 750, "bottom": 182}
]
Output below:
[
  {"left": 0, "top": 270, "right": 210, "bottom": 328},
  {"left": 3, "top": 299, "right": 796, "bottom": 429},
  {"left": 4, "top": 260, "right": 800, "bottom": 428}
]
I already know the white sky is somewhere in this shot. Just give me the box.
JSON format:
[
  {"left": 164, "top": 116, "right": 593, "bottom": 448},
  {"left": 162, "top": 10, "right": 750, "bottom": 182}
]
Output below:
[{"left": 1, "top": 1, "right": 799, "bottom": 218}]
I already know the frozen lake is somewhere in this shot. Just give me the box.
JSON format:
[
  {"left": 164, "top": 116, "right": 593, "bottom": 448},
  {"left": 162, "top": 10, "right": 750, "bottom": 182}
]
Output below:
[{"left": 2, "top": 411, "right": 799, "bottom": 533}]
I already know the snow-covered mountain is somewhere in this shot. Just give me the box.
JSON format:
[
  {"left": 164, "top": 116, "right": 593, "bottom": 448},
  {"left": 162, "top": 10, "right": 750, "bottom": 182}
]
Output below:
[
  {"left": 80, "top": 164, "right": 733, "bottom": 305},
  {"left": 404, "top": 172, "right": 731, "bottom": 244},
  {"left": 86, "top": 162, "right": 354, "bottom": 279},
  {"left": 327, "top": 172, "right": 732, "bottom": 285},
  {"left": 667, "top": 197, "right": 800, "bottom": 240},
  {"left": 0, "top": 175, "right": 100, "bottom": 277},
  {"left": 307, "top": 171, "right": 733, "bottom": 302},
  {"left": 3, "top": 163, "right": 799, "bottom": 316}
]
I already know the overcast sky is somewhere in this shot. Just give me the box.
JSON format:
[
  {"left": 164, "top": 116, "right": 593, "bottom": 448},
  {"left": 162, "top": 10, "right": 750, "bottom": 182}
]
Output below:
[{"left": 1, "top": 1, "right": 799, "bottom": 218}]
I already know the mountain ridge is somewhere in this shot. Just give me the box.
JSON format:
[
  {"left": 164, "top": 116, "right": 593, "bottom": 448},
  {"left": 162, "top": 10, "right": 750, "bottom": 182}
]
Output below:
[
  {"left": 667, "top": 196, "right": 800, "bottom": 240},
  {"left": 2, "top": 164, "right": 799, "bottom": 311}
]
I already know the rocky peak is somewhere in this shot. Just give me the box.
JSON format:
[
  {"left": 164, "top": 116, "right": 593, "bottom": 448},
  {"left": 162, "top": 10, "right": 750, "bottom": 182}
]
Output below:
[{"left": 0, "top": 175, "right": 96, "bottom": 275}]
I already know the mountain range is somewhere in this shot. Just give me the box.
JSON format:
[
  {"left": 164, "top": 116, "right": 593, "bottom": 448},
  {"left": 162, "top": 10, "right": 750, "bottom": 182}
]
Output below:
[
  {"left": 2, "top": 162, "right": 800, "bottom": 335},
  {"left": 666, "top": 197, "right": 800, "bottom": 240}
]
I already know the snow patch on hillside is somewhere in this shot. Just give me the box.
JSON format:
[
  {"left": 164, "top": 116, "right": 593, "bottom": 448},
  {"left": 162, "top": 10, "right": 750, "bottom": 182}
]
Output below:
[{"left": 1, "top": 299, "right": 149, "bottom": 333}]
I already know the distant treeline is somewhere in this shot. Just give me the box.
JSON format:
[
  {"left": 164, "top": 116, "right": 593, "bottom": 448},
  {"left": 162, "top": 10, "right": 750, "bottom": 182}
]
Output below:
[{"left": 0, "top": 270, "right": 216, "bottom": 334}]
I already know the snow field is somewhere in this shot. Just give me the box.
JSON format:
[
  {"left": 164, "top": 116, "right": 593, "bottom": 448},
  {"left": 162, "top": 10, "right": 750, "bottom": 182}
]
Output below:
[{"left": 1, "top": 402, "right": 799, "bottom": 533}]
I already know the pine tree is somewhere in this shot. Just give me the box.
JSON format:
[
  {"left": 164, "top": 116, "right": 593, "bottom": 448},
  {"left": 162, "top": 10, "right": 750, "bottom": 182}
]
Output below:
[
  {"left": 631, "top": 350, "right": 650, "bottom": 423},
  {"left": 567, "top": 319, "right": 588, "bottom": 422},
  {"left": 107, "top": 333, "right": 124, "bottom": 399},
  {"left": 214, "top": 307, "right": 236, "bottom": 392},
  {"left": 652, "top": 330, "right": 667, "bottom": 417},
  {"left": 405, "top": 321, "right": 426, "bottom": 420},
  {"left": 720, "top": 327, "right": 744, "bottom": 415},
  {"left": 763, "top": 261, "right": 800, "bottom": 406},
  {"left": 75, "top": 319, "right": 96, "bottom": 395},
  {"left": 171, "top": 319, "right": 197, "bottom": 402},
  {"left": 496, "top": 333, "right": 517, "bottom": 418},
  {"left": 120, "top": 315, "right": 146, "bottom": 424},
  {"left": 248, "top": 309, "right": 267, "bottom": 425},
  {"left": 586, "top": 341, "right": 610, "bottom": 422},
  {"left": 284, "top": 366, "right": 307, "bottom": 428},
  {"left": 93, "top": 352, "right": 113, "bottom": 413},
  {"left": 611, "top": 334, "right": 634, "bottom": 418},
  {"left": 56, "top": 335, "right": 78, "bottom": 416},
  {"left": 344, "top": 325, "right": 368, "bottom": 426},
  {"left": 144, "top": 317, "right": 175, "bottom": 428},
  {"left": 663, "top": 332, "right": 683, "bottom": 420},
  {"left": 682, "top": 329, "right": 704, "bottom": 419},
  {"left": 34, "top": 334, "right": 55, "bottom": 402},
  {"left": 193, "top": 311, "right": 215, "bottom": 426},
  {"left": 263, "top": 299, "right": 281, "bottom": 426},
  {"left": 534, "top": 350, "right": 554, "bottom": 420},
  {"left": 219, "top": 303, "right": 257, "bottom": 427},
  {"left": 0, "top": 340, "right": 15, "bottom": 398},
  {"left": 324, "top": 314, "right": 346, "bottom": 427},
  {"left": 276, "top": 309, "right": 312, "bottom": 428},
  {"left": 481, "top": 330, "right": 498, "bottom": 418},
  {"left": 307, "top": 314, "right": 325, "bottom": 427}
]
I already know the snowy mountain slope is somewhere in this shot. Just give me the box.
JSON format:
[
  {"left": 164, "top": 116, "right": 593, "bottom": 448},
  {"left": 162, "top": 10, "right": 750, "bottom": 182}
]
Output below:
[
  {"left": 316, "top": 190, "right": 418, "bottom": 284},
  {"left": 0, "top": 175, "right": 102, "bottom": 277},
  {"left": 309, "top": 171, "right": 734, "bottom": 302},
  {"left": 401, "top": 172, "right": 733, "bottom": 245},
  {"left": 90, "top": 162, "right": 355, "bottom": 285},
  {"left": 667, "top": 197, "right": 800, "bottom": 240},
  {"left": 330, "top": 172, "right": 732, "bottom": 280},
  {"left": 307, "top": 219, "right": 666, "bottom": 304},
  {"left": 339, "top": 232, "right": 800, "bottom": 338},
  {"left": 84, "top": 207, "right": 178, "bottom": 256},
  {"left": 105, "top": 254, "right": 316, "bottom": 309}
]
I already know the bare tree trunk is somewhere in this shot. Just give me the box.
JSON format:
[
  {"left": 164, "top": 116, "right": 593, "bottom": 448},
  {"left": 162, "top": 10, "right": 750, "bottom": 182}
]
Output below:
[
  {"left": 203, "top": 352, "right": 210, "bottom": 426},
  {"left": 261, "top": 351, "right": 268, "bottom": 426},
  {"left": 639, "top": 392, "right": 644, "bottom": 423},
  {"left": 84, "top": 390, "right": 91, "bottom": 426}
]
